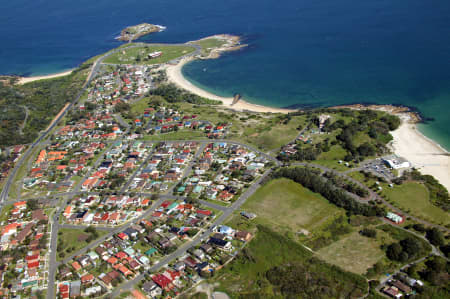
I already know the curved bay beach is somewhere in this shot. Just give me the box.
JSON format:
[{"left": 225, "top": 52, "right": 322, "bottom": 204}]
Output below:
[
  {"left": 169, "top": 62, "right": 450, "bottom": 190},
  {"left": 165, "top": 57, "right": 294, "bottom": 114},
  {"left": 15, "top": 47, "right": 450, "bottom": 191},
  {"left": 17, "top": 69, "right": 74, "bottom": 85},
  {"left": 391, "top": 115, "right": 450, "bottom": 191}
]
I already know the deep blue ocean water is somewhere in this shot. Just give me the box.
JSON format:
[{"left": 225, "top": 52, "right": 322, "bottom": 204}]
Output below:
[{"left": 1, "top": 0, "right": 449, "bottom": 150}]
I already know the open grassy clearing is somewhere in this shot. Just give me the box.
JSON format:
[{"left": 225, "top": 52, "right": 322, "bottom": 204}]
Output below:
[
  {"left": 317, "top": 231, "right": 386, "bottom": 274},
  {"left": 191, "top": 38, "right": 227, "bottom": 55},
  {"left": 316, "top": 144, "right": 347, "bottom": 161},
  {"left": 313, "top": 159, "right": 356, "bottom": 172},
  {"left": 0, "top": 204, "right": 13, "bottom": 223},
  {"left": 177, "top": 102, "right": 308, "bottom": 152},
  {"left": 103, "top": 44, "right": 196, "bottom": 65},
  {"left": 236, "top": 178, "right": 345, "bottom": 236},
  {"left": 210, "top": 225, "right": 368, "bottom": 298},
  {"left": 57, "top": 228, "right": 108, "bottom": 261},
  {"left": 382, "top": 182, "right": 449, "bottom": 226},
  {"left": 238, "top": 116, "right": 307, "bottom": 152}
]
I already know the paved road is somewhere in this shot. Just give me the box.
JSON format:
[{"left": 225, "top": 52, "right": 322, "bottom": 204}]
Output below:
[
  {"left": 1, "top": 39, "right": 445, "bottom": 298},
  {"left": 0, "top": 50, "right": 104, "bottom": 206},
  {"left": 59, "top": 224, "right": 116, "bottom": 232},
  {"left": 119, "top": 146, "right": 155, "bottom": 193},
  {"left": 291, "top": 162, "right": 450, "bottom": 233},
  {"left": 109, "top": 169, "right": 272, "bottom": 297}
]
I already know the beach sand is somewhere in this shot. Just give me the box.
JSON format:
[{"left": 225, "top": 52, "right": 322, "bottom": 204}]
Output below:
[
  {"left": 165, "top": 57, "right": 294, "bottom": 114},
  {"left": 17, "top": 69, "right": 74, "bottom": 85},
  {"left": 390, "top": 114, "right": 450, "bottom": 191}
]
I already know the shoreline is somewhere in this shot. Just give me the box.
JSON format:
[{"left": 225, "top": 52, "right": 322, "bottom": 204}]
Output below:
[
  {"left": 5, "top": 37, "right": 448, "bottom": 190},
  {"left": 164, "top": 56, "right": 295, "bottom": 114},
  {"left": 16, "top": 69, "right": 74, "bottom": 85},
  {"left": 390, "top": 115, "right": 449, "bottom": 191},
  {"left": 333, "top": 104, "right": 449, "bottom": 191}
]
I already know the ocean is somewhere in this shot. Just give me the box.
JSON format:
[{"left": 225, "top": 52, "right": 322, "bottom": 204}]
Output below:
[{"left": 1, "top": 0, "right": 449, "bottom": 150}]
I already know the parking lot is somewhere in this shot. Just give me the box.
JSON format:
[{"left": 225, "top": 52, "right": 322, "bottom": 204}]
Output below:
[{"left": 359, "top": 158, "right": 396, "bottom": 181}]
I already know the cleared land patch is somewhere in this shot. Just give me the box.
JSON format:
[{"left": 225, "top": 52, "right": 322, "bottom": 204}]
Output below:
[
  {"left": 317, "top": 231, "right": 386, "bottom": 274},
  {"left": 57, "top": 228, "right": 107, "bottom": 261},
  {"left": 241, "top": 178, "right": 344, "bottom": 234}
]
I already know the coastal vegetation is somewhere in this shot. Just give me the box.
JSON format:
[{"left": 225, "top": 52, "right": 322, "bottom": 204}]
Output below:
[
  {"left": 209, "top": 225, "right": 368, "bottom": 298},
  {"left": 272, "top": 167, "right": 385, "bottom": 217},
  {"left": 191, "top": 37, "right": 227, "bottom": 56},
  {"left": 0, "top": 64, "right": 90, "bottom": 147},
  {"left": 278, "top": 109, "right": 400, "bottom": 164},
  {"left": 149, "top": 83, "right": 220, "bottom": 105},
  {"left": 394, "top": 169, "right": 449, "bottom": 212},
  {"left": 117, "top": 23, "right": 164, "bottom": 42}
]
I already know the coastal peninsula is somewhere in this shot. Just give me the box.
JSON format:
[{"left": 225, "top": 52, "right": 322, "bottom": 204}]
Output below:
[
  {"left": 117, "top": 23, "right": 166, "bottom": 42},
  {"left": 0, "top": 31, "right": 448, "bottom": 299}
]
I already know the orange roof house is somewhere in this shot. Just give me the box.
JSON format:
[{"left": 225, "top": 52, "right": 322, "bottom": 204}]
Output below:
[
  {"left": 1, "top": 223, "right": 21, "bottom": 236},
  {"left": 14, "top": 201, "right": 27, "bottom": 210},
  {"left": 107, "top": 256, "right": 118, "bottom": 265},
  {"left": 81, "top": 273, "right": 94, "bottom": 284},
  {"left": 72, "top": 261, "right": 82, "bottom": 271},
  {"left": 63, "top": 206, "right": 72, "bottom": 217},
  {"left": 36, "top": 150, "right": 47, "bottom": 164}
]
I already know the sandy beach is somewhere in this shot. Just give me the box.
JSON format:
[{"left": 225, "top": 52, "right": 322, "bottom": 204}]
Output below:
[
  {"left": 165, "top": 57, "right": 294, "bottom": 114},
  {"left": 17, "top": 69, "right": 74, "bottom": 85},
  {"left": 390, "top": 114, "right": 450, "bottom": 191}
]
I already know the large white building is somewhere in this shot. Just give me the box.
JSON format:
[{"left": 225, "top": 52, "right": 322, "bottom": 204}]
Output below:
[{"left": 383, "top": 157, "right": 410, "bottom": 169}]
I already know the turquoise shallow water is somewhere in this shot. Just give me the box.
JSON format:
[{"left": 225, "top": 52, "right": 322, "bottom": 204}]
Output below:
[{"left": 0, "top": 0, "right": 449, "bottom": 150}]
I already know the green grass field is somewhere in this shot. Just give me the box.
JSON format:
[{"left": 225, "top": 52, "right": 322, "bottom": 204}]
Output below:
[
  {"left": 191, "top": 37, "right": 227, "bottom": 55},
  {"left": 0, "top": 204, "right": 13, "bottom": 223},
  {"left": 103, "top": 44, "right": 196, "bottom": 65},
  {"left": 237, "top": 116, "right": 307, "bottom": 152},
  {"left": 317, "top": 231, "right": 386, "bottom": 274},
  {"left": 161, "top": 101, "right": 310, "bottom": 152},
  {"left": 238, "top": 178, "right": 344, "bottom": 235},
  {"left": 57, "top": 228, "right": 107, "bottom": 261},
  {"left": 383, "top": 182, "right": 449, "bottom": 226}
]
